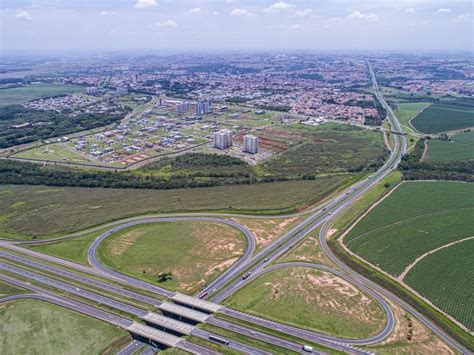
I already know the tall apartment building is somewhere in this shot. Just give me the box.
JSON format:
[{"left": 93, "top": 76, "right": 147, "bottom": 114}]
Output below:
[
  {"left": 195, "top": 99, "right": 212, "bottom": 115},
  {"left": 243, "top": 135, "right": 258, "bottom": 154},
  {"left": 213, "top": 129, "right": 233, "bottom": 149},
  {"left": 175, "top": 102, "right": 190, "bottom": 114}
]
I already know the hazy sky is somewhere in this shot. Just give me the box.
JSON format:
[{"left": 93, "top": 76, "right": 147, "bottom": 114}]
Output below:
[{"left": 1, "top": 0, "right": 473, "bottom": 52}]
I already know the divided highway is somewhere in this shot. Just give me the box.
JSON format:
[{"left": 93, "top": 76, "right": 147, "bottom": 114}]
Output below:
[{"left": 0, "top": 62, "right": 470, "bottom": 354}]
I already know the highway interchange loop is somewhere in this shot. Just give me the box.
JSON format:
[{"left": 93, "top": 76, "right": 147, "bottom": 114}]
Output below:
[{"left": 0, "top": 64, "right": 470, "bottom": 354}]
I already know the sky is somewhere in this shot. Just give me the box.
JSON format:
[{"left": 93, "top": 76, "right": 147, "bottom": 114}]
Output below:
[{"left": 1, "top": 0, "right": 473, "bottom": 52}]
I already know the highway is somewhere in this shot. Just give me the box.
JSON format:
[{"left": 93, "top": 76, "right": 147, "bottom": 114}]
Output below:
[{"left": 0, "top": 62, "right": 470, "bottom": 354}]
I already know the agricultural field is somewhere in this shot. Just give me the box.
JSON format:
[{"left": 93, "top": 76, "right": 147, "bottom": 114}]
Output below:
[
  {"left": 425, "top": 130, "right": 474, "bottom": 162},
  {"left": 404, "top": 239, "right": 473, "bottom": 330},
  {"left": 411, "top": 104, "right": 474, "bottom": 134},
  {"left": 98, "top": 221, "right": 246, "bottom": 294},
  {"left": 392, "top": 102, "right": 432, "bottom": 133},
  {"left": 263, "top": 123, "right": 388, "bottom": 176},
  {"left": 0, "top": 300, "right": 128, "bottom": 354},
  {"left": 0, "top": 177, "right": 347, "bottom": 239},
  {"left": 0, "top": 83, "right": 84, "bottom": 106},
  {"left": 224, "top": 267, "right": 386, "bottom": 339},
  {"left": 344, "top": 181, "right": 474, "bottom": 276}
]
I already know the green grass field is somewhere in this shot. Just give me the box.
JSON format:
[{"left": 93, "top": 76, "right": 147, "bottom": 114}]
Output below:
[
  {"left": 0, "top": 299, "right": 128, "bottom": 354},
  {"left": 411, "top": 104, "right": 474, "bottom": 134},
  {"left": 345, "top": 181, "right": 474, "bottom": 276},
  {"left": 13, "top": 143, "right": 98, "bottom": 165},
  {"left": 28, "top": 229, "right": 110, "bottom": 265},
  {"left": 263, "top": 123, "right": 388, "bottom": 175},
  {"left": 0, "top": 177, "right": 348, "bottom": 239},
  {"left": 225, "top": 268, "right": 386, "bottom": 339},
  {"left": 425, "top": 130, "right": 474, "bottom": 162},
  {"left": 0, "top": 83, "right": 84, "bottom": 107},
  {"left": 393, "top": 102, "right": 432, "bottom": 133},
  {"left": 405, "top": 239, "right": 474, "bottom": 330},
  {"left": 98, "top": 221, "right": 246, "bottom": 294}
]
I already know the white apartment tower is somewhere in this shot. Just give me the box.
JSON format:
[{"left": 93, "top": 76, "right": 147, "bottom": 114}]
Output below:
[
  {"left": 243, "top": 135, "right": 258, "bottom": 154},
  {"left": 212, "top": 129, "right": 233, "bottom": 149}
]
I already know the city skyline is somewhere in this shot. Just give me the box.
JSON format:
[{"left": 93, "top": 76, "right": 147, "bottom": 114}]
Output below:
[{"left": 2, "top": 0, "right": 473, "bottom": 52}]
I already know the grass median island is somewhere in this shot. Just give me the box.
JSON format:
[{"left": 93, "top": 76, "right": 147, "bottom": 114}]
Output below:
[
  {"left": 98, "top": 221, "right": 246, "bottom": 295},
  {"left": 404, "top": 239, "right": 474, "bottom": 331},
  {"left": 0, "top": 177, "right": 347, "bottom": 239},
  {"left": 0, "top": 280, "right": 27, "bottom": 297},
  {"left": 224, "top": 267, "right": 386, "bottom": 339},
  {"left": 0, "top": 299, "right": 128, "bottom": 355}
]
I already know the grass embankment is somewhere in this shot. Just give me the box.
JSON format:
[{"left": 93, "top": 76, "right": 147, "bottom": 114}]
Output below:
[
  {"left": 0, "top": 280, "right": 27, "bottom": 297},
  {"left": 98, "top": 221, "right": 246, "bottom": 295},
  {"left": 224, "top": 267, "right": 386, "bottom": 339},
  {"left": 0, "top": 177, "right": 347, "bottom": 239},
  {"left": 425, "top": 130, "right": 474, "bottom": 162},
  {"left": 0, "top": 299, "right": 129, "bottom": 354}
]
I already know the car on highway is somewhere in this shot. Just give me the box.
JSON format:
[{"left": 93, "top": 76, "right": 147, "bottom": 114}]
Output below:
[
  {"left": 302, "top": 344, "right": 314, "bottom": 352},
  {"left": 242, "top": 272, "right": 251, "bottom": 280},
  {"left": 264, "top": 257, "right": 270, "bottom": 262},
  {"left": 198, "top": 291, "right": 208, "bottom": 299}
]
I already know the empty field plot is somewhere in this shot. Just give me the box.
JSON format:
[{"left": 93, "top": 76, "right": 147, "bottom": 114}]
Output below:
[
  {"left": 411, "top": 104, "right": 474, "bottom": 134},
  {"left": 13, "top": 143, "right": 98, "bottom": 165},
  {"left": 98, "top": 221, "right": 246, "bottom": 294},
  {"left": 425, "top": 130, "right": 474, "bottom": 162},
  {"left": 262, "top": 123, "right": 388, "bottom": 175},
  {"left": 224, "top": 267, "right": 386, "bottom": 339},
  {"left": 344, "top": 181, "right": 474, "bottom": 276},
  {"left": 0, "top": 83, "right": 84, "bottom": 107},
  {"left": 0, "top": 178, "right": 346, "bottom": 239},
  {"left": 0, "top": 299, "right": 128, "bottom": 354},
  {"left": 404, "top": 239, "right": 474, "bottom": 330}
]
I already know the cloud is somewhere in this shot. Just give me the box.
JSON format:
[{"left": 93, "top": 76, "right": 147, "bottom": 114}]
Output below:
[
  {"left": 289, "top": 24, "right": 303, "bottom": 31},
  {"left": 347, "top": 10, "right": 379, "bottom": 22},
  {"left": 295, "top": 9, "right": 312, "bottom": 18},
  {"left": 230, "top": 8, "right": 248, "bottom": 16},
  {"left": 152, "top": 20, "right": 177, "bottom": 28},
  {"left": 187, "top": 8, "right": 209, "bottom": 15},
  {"left": 99, "top": 10, "right": 113, "bottom": 16},
  {"left": 16, "top": 10, "right": 32, "bottom": 21},
  {"left": 405, "top": 8, "right": 416, "bottom": 15},
  {"left": 135, "top": 0, "right": 158, "bottom": 9},
  {"left": 436, "top": 8, "right": 452, "bottom": 14},
  {"left": 264, "top": 2, "right": 295, "bottom": 13}
]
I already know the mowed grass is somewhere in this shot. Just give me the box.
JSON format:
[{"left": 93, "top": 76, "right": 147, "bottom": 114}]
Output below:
[
  {"left": 425, "top": 130, "right": 474, "bottom": 162},
  {"left": 411, "top": 104, "right": 474, "bottom": 133},
  {"left": 225, "top": 268, "right": 386, "bottom": 339},
  {"left": 0, "top": 83, "right": 84, "bottom": 106},
  {"left": 98, "top": 221, "right": 246, "bottom": 295},
  {"left": 28, "top": 229, "right": 110, "bottom": 265},
  {"left": 263, "top": 123, "right": 388, "bottom": 175},
  {"left": 0, "top": 177, "right": 348, "bottom": 239},
  {"left": 405, "top": 239, "right": 474, "bottom": 330},
  {"left": 0, "top": 300, "right": 128, "bottom": 355},
  {"left": 344, "top": 181, "right": 474, "bottom": 276}
]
